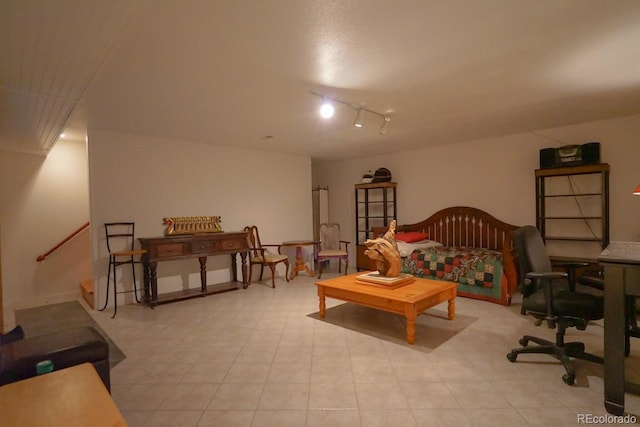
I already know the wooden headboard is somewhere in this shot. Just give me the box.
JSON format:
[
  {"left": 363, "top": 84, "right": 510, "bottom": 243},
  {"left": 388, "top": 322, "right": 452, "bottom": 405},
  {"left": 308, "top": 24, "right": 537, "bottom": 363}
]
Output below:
[
  {"left": 375, "top": 206, "right": 517, "bottom": 251},
  {"left": 372, "top": 206, "right": 520, "bottom": 292}
]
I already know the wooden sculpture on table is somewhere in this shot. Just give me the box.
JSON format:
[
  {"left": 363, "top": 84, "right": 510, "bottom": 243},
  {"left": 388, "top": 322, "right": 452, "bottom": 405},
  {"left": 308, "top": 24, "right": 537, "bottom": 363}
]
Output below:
[{"left": 363, "top": 220, "right": 402, "bottom": 277}]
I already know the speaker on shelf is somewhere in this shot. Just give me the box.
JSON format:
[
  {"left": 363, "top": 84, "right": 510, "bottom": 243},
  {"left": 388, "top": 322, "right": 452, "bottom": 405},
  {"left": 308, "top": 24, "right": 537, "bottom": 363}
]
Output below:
[{"left": 539, "top": 142, "right": 600, "bottom": 169}]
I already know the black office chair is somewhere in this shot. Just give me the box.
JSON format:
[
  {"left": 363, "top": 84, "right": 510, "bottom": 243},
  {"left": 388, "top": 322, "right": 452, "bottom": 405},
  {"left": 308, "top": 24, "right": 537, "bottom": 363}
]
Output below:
[
  {"left": 100, "top": 222, "right": 147, "bottom": 318},
  {"left": 507, "top": 226, "right": 604, "bottom": 385}
]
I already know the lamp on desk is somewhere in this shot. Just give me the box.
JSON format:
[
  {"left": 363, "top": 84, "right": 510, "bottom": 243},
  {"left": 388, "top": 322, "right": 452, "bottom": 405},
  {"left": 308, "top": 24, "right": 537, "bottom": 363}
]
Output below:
[{"left": 634, "top": 185, "right": 640, "bottom": 196}]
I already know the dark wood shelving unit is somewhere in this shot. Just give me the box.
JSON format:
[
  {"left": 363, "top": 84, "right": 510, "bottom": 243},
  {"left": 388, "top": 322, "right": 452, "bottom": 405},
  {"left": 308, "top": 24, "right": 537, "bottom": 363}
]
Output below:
[
  {"left": 535, "top": 163, "right": 610, "bottom": 261},
  {"left": 354, "top": 182, "right": 397, "bottom": 271}
]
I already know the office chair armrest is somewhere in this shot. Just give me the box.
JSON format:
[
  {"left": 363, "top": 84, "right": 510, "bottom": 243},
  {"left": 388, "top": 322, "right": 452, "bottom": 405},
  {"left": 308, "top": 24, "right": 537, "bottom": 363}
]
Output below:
[
  {"left": 578, "top": 274, "right": 604, "bottom": 291},
  {"left": 525, "top": 272, "right": 567, "bottom": 280},
  {"left": 550, "top": 260, "right": 590, "bottom": 291},
  {"left": 526, "top": 271, "right": 566, "bottom": 327},
  {"left": 551, "top": 261, "right": 590, "bottom": 268}
]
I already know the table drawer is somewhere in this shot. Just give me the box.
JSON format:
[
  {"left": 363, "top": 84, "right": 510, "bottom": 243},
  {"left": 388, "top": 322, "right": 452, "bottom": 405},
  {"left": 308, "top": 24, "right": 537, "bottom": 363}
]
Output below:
[
  {"left": 220, "top": 239, "right": 244, "bottom": 251},
  {"left": 191, "top": 241, "right": 215, "bottom": 254},
  {"left": 156, "top": 243, "right": 185, "bottom": 257}
]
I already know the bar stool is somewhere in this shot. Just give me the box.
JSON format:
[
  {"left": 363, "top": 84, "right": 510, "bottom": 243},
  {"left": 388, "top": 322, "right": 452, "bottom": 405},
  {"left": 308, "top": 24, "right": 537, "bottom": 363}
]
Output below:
[{"left": 100, "top": 222, "right": 146, "bottom": 318}]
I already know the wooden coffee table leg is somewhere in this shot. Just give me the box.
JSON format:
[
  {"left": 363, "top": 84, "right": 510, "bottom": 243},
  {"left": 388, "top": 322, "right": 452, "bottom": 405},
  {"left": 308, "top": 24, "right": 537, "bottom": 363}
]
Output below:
[
  {"left": 318, "top": 286, "right": 326, "bottom": 318},
  {"left": 405, "top": 305, "right": 417, "bottom": 345},
  {"left": 448, "top": 296, "right": 456, "bottom": 320}
]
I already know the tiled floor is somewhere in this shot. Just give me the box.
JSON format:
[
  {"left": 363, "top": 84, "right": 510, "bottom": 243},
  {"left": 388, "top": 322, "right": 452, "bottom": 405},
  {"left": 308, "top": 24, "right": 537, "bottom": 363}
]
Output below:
[{"left": 88, "top": 271, "right": 640, "bottom": 426}]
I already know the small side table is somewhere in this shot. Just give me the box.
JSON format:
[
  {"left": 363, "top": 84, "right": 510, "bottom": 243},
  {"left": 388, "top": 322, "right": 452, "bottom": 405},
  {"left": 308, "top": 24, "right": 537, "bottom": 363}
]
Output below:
[{"left": 282, "top": 240, "right": 317, "bottom": 280}]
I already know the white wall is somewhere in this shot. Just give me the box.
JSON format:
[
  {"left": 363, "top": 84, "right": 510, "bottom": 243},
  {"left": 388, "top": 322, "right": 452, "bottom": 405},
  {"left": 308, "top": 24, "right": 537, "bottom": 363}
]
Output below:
[
  {"left": 87, "top": 130, "right": 313, "bottom": 308},
  {"left": 313, "top": 114, "right": 640, "bottom": 263},
  {"left": 0, "top": 140, "right": 91, "bottom": 329},
  {"left": 1, "top": 113, "right": 637, "bottom": 329}
]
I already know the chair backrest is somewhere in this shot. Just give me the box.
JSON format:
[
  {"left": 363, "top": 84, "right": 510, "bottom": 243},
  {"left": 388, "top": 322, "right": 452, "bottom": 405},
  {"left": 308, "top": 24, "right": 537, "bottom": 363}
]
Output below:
[
  {"left": 319, "top": 223, "right": 341, "bottom": 251},
  {"left": 513, "top": 225, "right": 553, "bottom": 294},
  {"left": 243, "top": 225, "right": 263, "bottom": 255},
  {"left": 104, "top": 222, "right": 136, "bottom": 253}
]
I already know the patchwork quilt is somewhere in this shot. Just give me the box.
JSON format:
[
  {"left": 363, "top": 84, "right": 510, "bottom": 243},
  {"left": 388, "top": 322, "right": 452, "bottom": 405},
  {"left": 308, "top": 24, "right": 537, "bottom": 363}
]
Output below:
[{"left": 401, "top": 246, "right": 508, "bottom": 304}]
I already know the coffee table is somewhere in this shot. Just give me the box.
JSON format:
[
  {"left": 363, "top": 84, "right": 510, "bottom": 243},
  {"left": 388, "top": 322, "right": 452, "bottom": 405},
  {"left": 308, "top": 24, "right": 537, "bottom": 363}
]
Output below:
[{"left": 316, "top": 273, "right": 456, "bottom": 344}]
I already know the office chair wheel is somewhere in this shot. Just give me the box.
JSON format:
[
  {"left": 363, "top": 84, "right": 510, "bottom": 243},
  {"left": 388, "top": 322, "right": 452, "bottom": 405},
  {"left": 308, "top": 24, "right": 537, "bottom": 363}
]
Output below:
[
  {"left": 562, "top": 373, "right": 575, "bottom": 385},
  {"left": 519, "top": 337, "right": 529, "bottom": 347},
  {"left": 506, "top": 352, "right": 517, "bottom": 363}
]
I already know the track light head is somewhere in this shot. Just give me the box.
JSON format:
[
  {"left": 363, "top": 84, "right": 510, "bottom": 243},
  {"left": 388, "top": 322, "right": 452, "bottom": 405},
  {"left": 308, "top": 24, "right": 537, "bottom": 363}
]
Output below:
[
  {"left": 379, "top": 116, "right": 390, "bottom": 135},
  {"left": 319, "top": 100, "right": 334, "bottom": 119},
  {"left": 354, "top": 108, "right": 363, "bottom": 128}
]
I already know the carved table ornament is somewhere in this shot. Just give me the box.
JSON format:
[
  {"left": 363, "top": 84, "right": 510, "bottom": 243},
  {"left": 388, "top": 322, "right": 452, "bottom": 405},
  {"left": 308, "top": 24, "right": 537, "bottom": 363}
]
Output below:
[{"left": 163, "top": 216, "right": 223, "bottom": 235}]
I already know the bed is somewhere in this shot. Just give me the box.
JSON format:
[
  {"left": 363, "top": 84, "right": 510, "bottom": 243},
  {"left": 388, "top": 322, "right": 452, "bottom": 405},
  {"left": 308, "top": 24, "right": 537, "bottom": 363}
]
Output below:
[{"left": 372, "top": 206, "right": 519, "bottom": 305}]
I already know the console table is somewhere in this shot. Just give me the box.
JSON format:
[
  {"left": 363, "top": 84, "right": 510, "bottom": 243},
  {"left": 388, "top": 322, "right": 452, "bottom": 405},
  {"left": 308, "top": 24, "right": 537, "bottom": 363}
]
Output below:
[{"left": 139, "top": 231, "right": 249, "bottom": 306}]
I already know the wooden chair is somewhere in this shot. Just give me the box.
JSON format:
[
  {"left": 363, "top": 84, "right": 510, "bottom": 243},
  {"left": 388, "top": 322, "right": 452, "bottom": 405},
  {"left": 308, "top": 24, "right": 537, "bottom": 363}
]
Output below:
[
  {"left": 243, "top": 225, "right": 289, "bottom": 288},
  {"left": 317, "top": 223, "right": 349, "bottom": 278}
]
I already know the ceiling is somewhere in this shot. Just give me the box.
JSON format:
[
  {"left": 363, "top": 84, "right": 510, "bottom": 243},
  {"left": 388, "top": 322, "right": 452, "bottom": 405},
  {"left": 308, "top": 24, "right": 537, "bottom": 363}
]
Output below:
[{"left": 2, "top": 0, "right": 640, "bottom": 162}]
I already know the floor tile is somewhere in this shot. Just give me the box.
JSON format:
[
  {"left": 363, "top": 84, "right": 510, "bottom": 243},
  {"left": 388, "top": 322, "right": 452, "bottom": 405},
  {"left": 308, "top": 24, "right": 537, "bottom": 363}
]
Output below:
[{"left": 81, "top": 272, "right": 640, "bottom": 426}]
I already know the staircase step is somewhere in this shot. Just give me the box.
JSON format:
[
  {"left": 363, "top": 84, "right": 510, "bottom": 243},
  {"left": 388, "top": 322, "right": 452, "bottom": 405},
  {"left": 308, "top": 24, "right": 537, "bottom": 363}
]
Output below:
[{"left": 80, "top": 280, "right": 94, "bottom": 309}]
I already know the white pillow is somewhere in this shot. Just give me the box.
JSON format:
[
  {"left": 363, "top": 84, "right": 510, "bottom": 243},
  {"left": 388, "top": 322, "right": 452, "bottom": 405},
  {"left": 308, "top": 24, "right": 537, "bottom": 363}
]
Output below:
[{"left": 396, "top": 239, "right": 442, "bottom": 257}]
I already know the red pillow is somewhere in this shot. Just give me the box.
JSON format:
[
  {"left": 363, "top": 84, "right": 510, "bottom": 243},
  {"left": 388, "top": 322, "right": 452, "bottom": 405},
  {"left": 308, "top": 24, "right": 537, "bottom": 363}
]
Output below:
[{"left": 395, "top": 231, "right": 429, "bottom": 243}]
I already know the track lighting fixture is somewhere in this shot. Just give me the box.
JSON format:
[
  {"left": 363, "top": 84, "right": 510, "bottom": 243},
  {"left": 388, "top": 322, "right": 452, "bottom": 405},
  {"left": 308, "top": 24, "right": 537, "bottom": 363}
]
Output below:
[
  {"left": 310, "top": 91, "right": 391, "bottom": 135},
  {"left": 354, "top": 108, "right": 363, "bottom": 128},
  {"left": 379, "top": 116, "right": 390, "bottom": 135}
]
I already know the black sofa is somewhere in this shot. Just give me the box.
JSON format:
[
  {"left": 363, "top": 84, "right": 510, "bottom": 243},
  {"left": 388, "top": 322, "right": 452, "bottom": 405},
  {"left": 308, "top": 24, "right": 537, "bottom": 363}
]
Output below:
[{"left": 0, "top": 325, "right": 110, "bottom": 391}]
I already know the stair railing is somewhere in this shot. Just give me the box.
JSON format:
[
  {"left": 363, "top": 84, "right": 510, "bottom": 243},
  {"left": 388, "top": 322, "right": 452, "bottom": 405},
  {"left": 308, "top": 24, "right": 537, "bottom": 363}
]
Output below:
[{"left": 36, "top": 222, "right": 90, "bottom": 262}]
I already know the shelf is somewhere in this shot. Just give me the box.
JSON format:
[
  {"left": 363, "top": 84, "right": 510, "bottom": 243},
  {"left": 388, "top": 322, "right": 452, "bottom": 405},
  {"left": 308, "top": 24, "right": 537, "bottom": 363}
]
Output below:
[
  {"left": 357, "top": 202, "right": 395, "bottom": 205},
  {"left": 152, "top": 282, "right": 241, "bottom": 305},
  {"left": 535, "top": 163, "right": 610, "bottom": 257},
  {"left": 539, "top": 192, "right": 602, "bottom": 198},
  {"left": 541, "top": 216, "right": 603, "bottom": 220},
  {"left": 355, "top": 182, "right": 397, "bottom": 190},
  {"left": 543, "top": 236, "right": 603, "bottom": 242},
  {"left": 535, "top": 163, "right": 610, "bottom": 177}
]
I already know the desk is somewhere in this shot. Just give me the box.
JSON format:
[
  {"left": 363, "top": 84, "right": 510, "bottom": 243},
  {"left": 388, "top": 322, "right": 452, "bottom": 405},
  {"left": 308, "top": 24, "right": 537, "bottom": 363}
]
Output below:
[
  {"left": 139, "top": 232, "right": 249, "bottom": 306},
  {"left": 599, "top": 242, "right": 640, "bottom": 415},
  {"left": 0, "top": 363, "right": 126, "bottom": 426},
  {"left": 282, "top": 240, "right": 317, "bottom": 280}
]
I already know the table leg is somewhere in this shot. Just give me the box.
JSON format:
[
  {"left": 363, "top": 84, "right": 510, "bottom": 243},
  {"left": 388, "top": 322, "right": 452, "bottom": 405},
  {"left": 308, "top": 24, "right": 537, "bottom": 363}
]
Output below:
[
  {"left": 142, "top": 260, "right": 150, "bottom": 305},
  {"left": 240, "top": 251, "right": 248, "bottom": 288},
  {"left": 318, "top": 287, "right": 326, "bottom": 318},
  {"left": 290, "top": 245, "right": 316, "bottom": 280},
  {"left": 448, "top": 296, "right": 456, "bottom": 320},
  {"left": 604, "top": 265, "right": 626, "bottom": 415},
  {"left": 405, "top": 305, "right": 417, "bottom": 345},
  {"left": 198, "top": 257, "right": 207, "bottom": 293},
  {"left": 230, "top": 253, "right": 238, "bottom": 282},
  {"left": 150, "top": 261, "right": 158, "bottom": 306}
]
